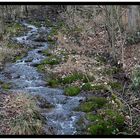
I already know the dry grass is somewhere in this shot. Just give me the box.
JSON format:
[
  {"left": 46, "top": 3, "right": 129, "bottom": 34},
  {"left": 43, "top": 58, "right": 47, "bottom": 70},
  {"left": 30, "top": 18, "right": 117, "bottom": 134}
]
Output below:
[{"left": 0, "top": 93, "right": 45, "bottom": 135}]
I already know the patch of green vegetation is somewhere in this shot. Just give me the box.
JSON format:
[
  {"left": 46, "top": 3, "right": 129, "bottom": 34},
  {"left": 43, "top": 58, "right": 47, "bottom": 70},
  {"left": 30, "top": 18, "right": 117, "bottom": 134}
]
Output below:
[
  {"left": 6, "top": 22, "right": 25, "bottom": 36},
  {"left": 37, "top": 64, "right": 46, "bottom": 72},
  {"left": 13, "top": 52, "right": 27, "bottom": 62},
  {"left": 79, "top": 101, "right": 95, "bottom": 112},
  {"left": 82, "top": 82, "right": 105, "bottom": 92},
  {"left": 60, "top": 73, "right": 84, "bottom": 84},
  {"left": 41, "top": 56, "right": 61, "bottom": 65},
  {"left": 87, "top": 109, "right": 125, "bottom": 135},
  {"left": 88, "top": 121, "right": 117, "bottom": 135},
  {"left": 1, "top": 83, "right": 11, "bottom": 91},
  {"left": 108, "top": 82, "right": 123, "bottom": 90},
  {"left": 49, "top": 27, "right": 58, "bottom": 36},
  {"left": 82, "top": 82, "right": 93, "bottom": 91},
  {"left": 79, "top": 97, "right": 107, "bottom": 112},
  {"left": 64, "top": 86, "right": 80, "bottom": 96},
  {"left": 103, "top": 109, "right": 125, "bottom": 127},
  {"left": 48, "top": 79, "right": 59, "bottom": 87},
  {"left": 86, "top": 113, "right": 102, "bottom": 122}
]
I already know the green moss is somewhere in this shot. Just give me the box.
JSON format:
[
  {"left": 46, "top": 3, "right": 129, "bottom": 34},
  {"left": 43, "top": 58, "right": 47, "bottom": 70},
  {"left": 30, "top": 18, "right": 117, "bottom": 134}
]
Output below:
[
  {"left": 88, "top": 97, "right": 108, "bottom": 108},
  {"left": 60, "top": 73, "right": 83, "bottom": 84},
  {"left": 79, "top": 97, "right": 107, "bottom": 112},
  {"left": 13, "top": 52, "right": 27, "bottom": 62},
  {"left": 49, "top": 27, "right": 58, "bottom": 36},
  {"left": 86, "top": 113, "right": 102, "bottom": 122},
  {"left": 82, "top": 83, "right": 93, "bottom": 91},
  {"left": 82, "top": 83, "right": 105, "bottom": 92},
  {"left": 42, "top": 56, "right": 61, "bottom": 65},
  {"left": 79, "top": 101, "right": 94, "bottom": 112},
  {"left": 37, "top": 64, "right": 46, "bottom": 72},
  {"left": 88, "top": 121, "right": 117, "bottom": 135},
  {"left": 64, "top": 86, "right": 80, "bottom": 96},
  {"left": 1, "top": 83, "right": 11, "bottom": 91},
  {"left": 87, "top": 109, "right": 125, "bottom": 135},
  {"left": 103, "top": 109, "right": 125, "bottom": 127},
  {"left": 6, "top": 23, "right": 25, "bottom": 36},
  {"left": 108, "top": 82, "right": 123, "bottom": 90},
  {"left": 48, "top": 79, "right": 59, "bottom": 87}
]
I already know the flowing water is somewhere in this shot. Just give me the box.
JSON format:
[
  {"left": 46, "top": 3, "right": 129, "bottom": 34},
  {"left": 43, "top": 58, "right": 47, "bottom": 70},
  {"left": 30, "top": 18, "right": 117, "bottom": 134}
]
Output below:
[{"left": 0, "top": 22, "right": 85, "bottom": 135}]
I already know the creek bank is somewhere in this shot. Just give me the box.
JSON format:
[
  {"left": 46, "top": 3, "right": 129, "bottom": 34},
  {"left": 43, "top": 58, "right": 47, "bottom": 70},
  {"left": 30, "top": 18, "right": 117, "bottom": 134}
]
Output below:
[{"left": 38, "top": 18, "right": 130, "bottom": 134}]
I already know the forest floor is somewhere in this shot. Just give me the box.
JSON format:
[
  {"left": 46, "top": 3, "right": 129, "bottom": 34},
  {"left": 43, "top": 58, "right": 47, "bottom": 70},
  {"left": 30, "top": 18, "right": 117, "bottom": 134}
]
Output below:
[
  {"left": 36, "top": 16, "right": 140, "bottom": 135},
  {"left": 0, "top": 13, "right": 139, "bottom": 135}
]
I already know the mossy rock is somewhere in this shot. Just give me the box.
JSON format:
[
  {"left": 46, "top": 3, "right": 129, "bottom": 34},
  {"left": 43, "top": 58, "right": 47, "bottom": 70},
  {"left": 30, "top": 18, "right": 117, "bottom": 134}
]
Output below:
[
  {"left": 64, "top": 86, "right": 80, "bottom": 96},
  {"left": 79, "top": 97, "right": 107, "bottom": 112}
]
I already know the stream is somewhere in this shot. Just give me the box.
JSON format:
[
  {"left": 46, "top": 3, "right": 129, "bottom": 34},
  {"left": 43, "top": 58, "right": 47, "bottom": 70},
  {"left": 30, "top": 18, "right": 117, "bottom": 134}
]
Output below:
[{"left": 0, "top": 22, "right": 85, "bottom": 135}]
